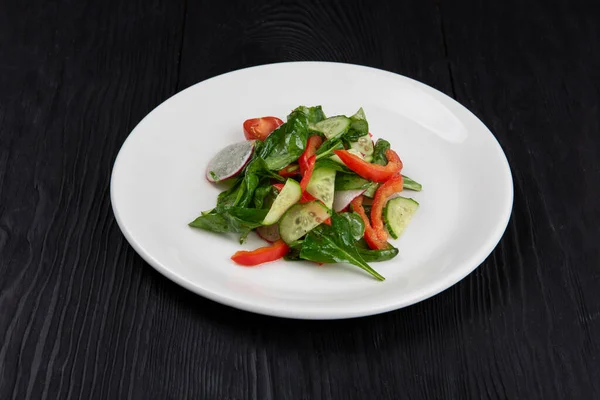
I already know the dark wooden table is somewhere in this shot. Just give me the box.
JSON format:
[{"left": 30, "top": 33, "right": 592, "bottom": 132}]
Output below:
[{"left": 1, "top": 0, "right": 599, "bottom": 398}]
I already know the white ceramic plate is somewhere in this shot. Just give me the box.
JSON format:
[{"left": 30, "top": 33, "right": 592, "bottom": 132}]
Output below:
[{"left": 111, "top": 62, "right": 513, "bottom": 319}]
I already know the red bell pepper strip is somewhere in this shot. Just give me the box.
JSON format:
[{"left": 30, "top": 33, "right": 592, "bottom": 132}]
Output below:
[
  {"left": 272, "top": 183, "right": 285, "bottom": 192},
  {"left": 299, "top": 135, "right": 323, "bottom": 175},
  {"left": 299, "top": 154, "right": 316, "bottom": 192},
  {"left": 333, "top": 149, "right": 403, "bottom": 182},
  {"left": 350, "top": 195, "right": 389, "bottom": 250},
  {"left": 231, "top": 239, "right": 289, "bottom": 266},
  {"left": 371, "top": 174, "right": 404, "bottom": 241},
  {"left": 299, "top": 191, "right": 317, "bottom": 203},
  {"left": 278, "top": 164, "right": 300, "bottom": 177}
]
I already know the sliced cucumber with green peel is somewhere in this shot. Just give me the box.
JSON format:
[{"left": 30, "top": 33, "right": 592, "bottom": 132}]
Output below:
[
  {"left": 262, "top": 179, "right": 302, "bottom": 225},
  {"left": 312, "top": 116, "right": 351, "bottom": 139},
  {"left": 330, "top": 148, "right": 363, "bottom": 165},
  {"left": 350, "top": 135, "right": 374, "bottom": 162},
  {"left": 279, "top": 201, "right": 330, "bottom": 244},
  {"left": 306, "top": 167, "right": 336, "bottom": 209},
  {"left": 384, "top": 197, "right": 419, "bottom": 239}
]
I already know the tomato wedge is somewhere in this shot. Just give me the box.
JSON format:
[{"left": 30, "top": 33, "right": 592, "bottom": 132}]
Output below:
[
  {"left": 243, "top": 116, "right": 284, "bottom": 141},
  {"left": 350, "top": 195, "right": 389, "bottom": 250},
  {"left": 333, "top": 149, "right": 403, "bottom": 182},
  {"left": 371, "top": 174, "right": 404, "bottom": 241},
  {"left": 231, "top": 239, "right": 289, "bottom": 266},
  {"left": 299, "top": 135, "right": 323, "bottom": 175}
]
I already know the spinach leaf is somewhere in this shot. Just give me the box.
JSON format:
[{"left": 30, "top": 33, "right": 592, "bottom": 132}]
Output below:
[
  {"left": 338, "top": 212, "right": 365, "bottom": 242},
  {"left": 189, "top": 207, "right": 268, "bottom": 240},
  {"left": 259, "top": 110, "right": 310, "bottom": 170},
  {"left": 295, "top": 105, "right": 326, "bottom": 124},
  {"left": 334, "top": 173, "right": 371, "bottom": 190},
  {"left": 402, "top": 175, "right": 422, "bottom": 191},
  {"left": 343, "top": 107, "right": 369, "bottom": 141},
  {"left": 216, "top": 177, "right": 244, "bottom": 208},
  {"left": 372, "top": 139, "right": 391, "bottom": 165},
  {"left": 236, "top": 156, "right": 284, "bottom": 207},
  {"left": 315, "top": 138, "right": 344, "bottom": 159},
  {"left": 343, "top": 119, "right": 369, "bottom": 142},
  {"left": 314, "top": 158, "right": 353, "bottom": 173},
  {"left": 253, "top": 184, "right": 275, "bottom": 209},
  {"left": 358, "top": 247, "right": 399, "bottom": 262},
  {"left": 299, "top": 213, "right": 385, "bottom": 280},
  {"left": 238, "top": 173, "right": 260, "bottom": 208},
  {"left": 354, "top": 238, "right": 399, "bottom": 262}
]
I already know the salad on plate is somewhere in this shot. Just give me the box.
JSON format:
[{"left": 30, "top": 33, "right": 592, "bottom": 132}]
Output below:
[{"left": 189, "top": 106, "right": 421, "bottom": 281}]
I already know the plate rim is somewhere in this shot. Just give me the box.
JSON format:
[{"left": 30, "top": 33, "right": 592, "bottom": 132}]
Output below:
[{"left": 110, "top": 61, "right": 514, "bottom": 319}]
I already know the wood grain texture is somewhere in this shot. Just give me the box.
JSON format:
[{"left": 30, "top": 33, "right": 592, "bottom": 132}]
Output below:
[{"left": 0, "top": 0, "right": 598, "bottom": 399}]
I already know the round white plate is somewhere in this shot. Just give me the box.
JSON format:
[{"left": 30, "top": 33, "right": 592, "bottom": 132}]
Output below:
[{"left": 111, "top": 62, "right": 513, "bottom": 319}]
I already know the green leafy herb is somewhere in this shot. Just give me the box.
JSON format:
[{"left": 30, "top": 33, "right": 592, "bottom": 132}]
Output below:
[
  {"left": 189, "top": 206, "right": 268, "bottom": 243},
  {"left": 315, "top": 138, "right": 344, "bottom": 159},
  {"left": 295, "top": 105, "right": 326, "bottom": 124},
  {"left": 372, "top": 139, "right": 391, "bottom": 165},
  {"left": 259, "top": 110, "right": 310, "bottom": 170},
  {"left": 402, "top": 175, "right": 422, "bottom": 191},
  {"left": 314, "top": 158, "right": 353, "bottom": 173},
  {"left": 334, "top": 173, "right": 371, "bottom": 191},
  {"left": 357, "top": 247, "right": 399, "bottom": 262},
  {"left": 299, "top": 213, "right": 385, "bottom": 280},
  {"left": 343, "top": 119, "right": 369, "bottom": 142}
]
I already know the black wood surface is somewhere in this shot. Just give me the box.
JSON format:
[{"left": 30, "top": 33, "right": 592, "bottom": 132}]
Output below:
[{"left": 1, "top": 0, "right": 599, "bottom": 398}]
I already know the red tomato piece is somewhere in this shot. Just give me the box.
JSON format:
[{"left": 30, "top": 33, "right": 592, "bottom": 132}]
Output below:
[{"left": 243, "top": 116, "right": 284, "bottom": 141}]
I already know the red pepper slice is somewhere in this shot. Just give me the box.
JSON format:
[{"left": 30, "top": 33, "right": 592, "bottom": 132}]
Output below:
[
  {"left": 350, "top": 195, "right": 389, "bottom": 250},
  {"left": 371, "top": 175, "right": 404, "bottom": 241},
  {"left": 231, "top": 239, "right": 289, "bottom": 266},
  {"left": 299, "top": 191, "right": 317, "bottom": 203},
  {"left": 333, "top": 149, "right": 403, "bottom": 182},
  {"left": 299, "top": 135, "right": 323, "bottom": 175},
  {"left": 299, "top": 154, "right": 316, "bottom": 192},
  {"left": 272, "top": 183, "right": 285, "bottom": 192},
  {"left": 278, "top": 164, "right": 300, "bottom": 177}
]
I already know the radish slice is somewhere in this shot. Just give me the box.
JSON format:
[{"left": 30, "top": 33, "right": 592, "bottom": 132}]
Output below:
[
  {"left": 333, "top": 189, "right": 367, "bottom": 212},
  {"left": 256, "top": 224, "right": 281, "bottom": 243},
  {"left": 206, "top": 140, "right": 255, "bottom": 182}
]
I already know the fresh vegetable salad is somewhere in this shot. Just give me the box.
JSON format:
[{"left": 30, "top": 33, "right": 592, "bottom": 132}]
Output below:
[{"left": 190, "top": 106, "right": 421, "bottom": 281}]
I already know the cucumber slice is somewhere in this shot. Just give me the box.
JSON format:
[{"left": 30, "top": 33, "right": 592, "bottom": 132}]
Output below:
[
  {"left": 279, "top": 201, "right": 330, "bottom": 244},
  {"left": 330, "top": 148, "right": 363, "bottom": 165},
  {"left": 384, "top": 197, "right": 419, "bottom": 239},
  {"left": 313, "top": 116, "right": 351, "bottom": 139},
  {"left": 262, "top": 179, "right": 302, "bottom": 225},
  {"left": 350, "top": 135, "right": 374, "bottom": 162},
  {"left": 306, "top": 167, "right": 336, "bottom": 209}
]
